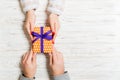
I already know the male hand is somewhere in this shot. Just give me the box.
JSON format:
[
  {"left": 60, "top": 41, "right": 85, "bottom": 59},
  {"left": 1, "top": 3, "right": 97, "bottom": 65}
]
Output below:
[
  {"left": 21, "top": 50, "right": 37, "bottom": 78},
  {"left": 49, "top": 13, "right": 60, "bottom": 43},
  {"left": 48, "top": 48, "right": 64, "bottom": 76},
  {"left": 24, "top": 10, "right": 36, "bottom": 40}
]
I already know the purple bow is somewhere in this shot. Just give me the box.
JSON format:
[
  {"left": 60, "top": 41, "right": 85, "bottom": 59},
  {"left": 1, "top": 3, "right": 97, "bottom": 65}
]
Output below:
[{"left": 32, "top": 27, "right": 52, "bottom": 53}]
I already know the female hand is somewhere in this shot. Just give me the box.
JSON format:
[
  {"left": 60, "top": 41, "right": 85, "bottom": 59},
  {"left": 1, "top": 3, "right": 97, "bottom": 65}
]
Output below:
[
  {"left": 24, "top": 10, "right": 36, "bottom": 40},
  {"left": 49, "top": 13, "right": 60, "bottom": 43},
  {"left": 21, "top": 50, "right": 37, "bottom": 78}
]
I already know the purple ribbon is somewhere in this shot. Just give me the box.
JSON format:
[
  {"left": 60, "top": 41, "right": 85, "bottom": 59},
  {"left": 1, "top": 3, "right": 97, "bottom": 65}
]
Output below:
[{"left": 32, "top": 27, "right": 52, "bottom": 53}]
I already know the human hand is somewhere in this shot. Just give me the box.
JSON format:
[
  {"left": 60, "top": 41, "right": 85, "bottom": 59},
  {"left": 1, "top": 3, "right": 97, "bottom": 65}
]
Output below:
[
  {"left": 24, "top": 10, "right": 36, "bottom": 40},
  {"left": 21, "top": 50, "right": 37, "bottom": 78},
  {"left": 48, "top": 48, "right": 64, "bottom": 76},
  {"left": 49, "top": 13, "right": 60, "bottom": 43}
]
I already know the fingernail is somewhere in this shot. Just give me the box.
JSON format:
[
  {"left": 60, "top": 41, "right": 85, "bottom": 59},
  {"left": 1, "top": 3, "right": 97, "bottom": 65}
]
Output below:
[
  {"left": 52, "top": 32, "right": 55, "bottom": 37},
  {"left": 52, "top": 32, "right": 55, "bottom": 35},
  {"left": 31, "top": 32, "right": 32, "bottom": 35},
  {"left": 52, "top": 40, "right": 55, "bottom": 44}
]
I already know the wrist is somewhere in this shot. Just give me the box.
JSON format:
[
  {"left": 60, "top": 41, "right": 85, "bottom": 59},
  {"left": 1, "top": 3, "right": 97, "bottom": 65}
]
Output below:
[
  {"left": 53, "top": 71, "right": 64, "bottom": 76},
  {"left": 49, "top": 13, "right": 59, "bottom": 17},
  {"left": 26, "top": 9, "right": 35, "bottom": 15},
  {"left": 21, "top": 74, "right": 35, "bottom": 80}
]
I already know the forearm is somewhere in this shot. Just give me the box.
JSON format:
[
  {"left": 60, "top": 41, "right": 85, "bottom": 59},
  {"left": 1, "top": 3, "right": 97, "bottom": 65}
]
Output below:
[
  {"left": 47, "top": 0, "right": 65, "bottom": 15},
  {"left": 20, "top": 0, "right": 39, "bottom": 13}
]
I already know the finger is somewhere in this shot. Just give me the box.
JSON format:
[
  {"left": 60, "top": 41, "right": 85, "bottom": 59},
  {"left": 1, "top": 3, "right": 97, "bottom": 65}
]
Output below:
[
  {"left": 48, "top": 53, "right": 53, "bottom": 65},
  {"left": 30, "top": 22, "right": 34, "bottom": 40},
  {"left": 57, "top": 51, "right": 63, "bottom": 60},
  {"left": 21, "top": 54, "right": 25, "bottom": 63},
  {"left": 30, "top": 22, "right": 34, "bottom": 32},
  {"left": 26, "top": 24, "right": 33, "bottom": 40},
  {"left": 50, "top": 19, "right": 55, "bottom": 33},
  {"left": 23, "top": 52, "right": 29, "bottom": 62},
  {"left": 27, "top": 49, "right": 33, "bottom": 61},
  {"left": 53, "top": 47, "right": 57, "bottom": 53},
  {"left": 56, "top": 22, "right": 60, "bottom": 34},
  {"left": 54, "top": 47, "right": 59, "bottom": 59},
  {"left": 52, "top": 47, "right": 57, "bottom": 64},
  {"left": 32, "top": 53, "right": 37, "bottom": 63},
  {"left": 22, "top": 54, "right": 26, "bottom": 60},
  {"left": 52, "top": 23, "right": 56, "bottom": 42},
  {"left": 53, "top": 33, "right": 57, "bottom": 43},
  {"left": 52, "top": 22, "right": 60, "bottom": 43},
  {"left": 30, "top": 35, "right": 33, "bottom": 41},
  {"left": 54, "top": 23, "right": 57, "bottom": 33},
  {"left": 25, "top": 23, "right": 30, "bottom": 35},
  {"left": 53, "top": 47, "right": 63, "bottom": 61}
]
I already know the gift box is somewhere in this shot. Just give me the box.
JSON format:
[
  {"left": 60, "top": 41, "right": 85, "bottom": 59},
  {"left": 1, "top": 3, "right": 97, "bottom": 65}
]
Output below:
[{"left": 32, "top": 26, "right": 53, "bottom": 53}]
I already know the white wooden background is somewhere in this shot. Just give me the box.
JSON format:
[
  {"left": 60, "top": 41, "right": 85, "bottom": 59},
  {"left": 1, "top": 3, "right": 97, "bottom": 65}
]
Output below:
[{"left": 0, "top": 0, "right": 120, "bottom": 80}]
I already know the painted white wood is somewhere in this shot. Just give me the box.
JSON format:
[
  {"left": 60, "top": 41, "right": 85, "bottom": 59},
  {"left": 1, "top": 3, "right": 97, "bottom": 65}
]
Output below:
[{"left": 0, "top": 0, "right": 120, "bottom": 80}]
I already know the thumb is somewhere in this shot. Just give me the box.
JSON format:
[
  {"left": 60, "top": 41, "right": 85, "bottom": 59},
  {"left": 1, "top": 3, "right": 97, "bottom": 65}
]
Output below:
[
  {"left": 30, "top": 22, "right": 34, "bottom": 40},
  {"left": 52, "top": 26, "right": 56, "bottom": 44},
  {"left": 50, "top": 20, "right": 55, "bottom": 33},
  {"left": 31, "top": 22, "right": 34, "bottom": 32},
  {"left": 32, "top": 53, "right": 37, "bottom": 63}
]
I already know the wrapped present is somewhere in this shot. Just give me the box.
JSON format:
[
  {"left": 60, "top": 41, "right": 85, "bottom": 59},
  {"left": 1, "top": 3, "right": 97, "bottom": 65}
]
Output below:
[{"left": 32, "top": 26, "right": 53, "bottom": 53}]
